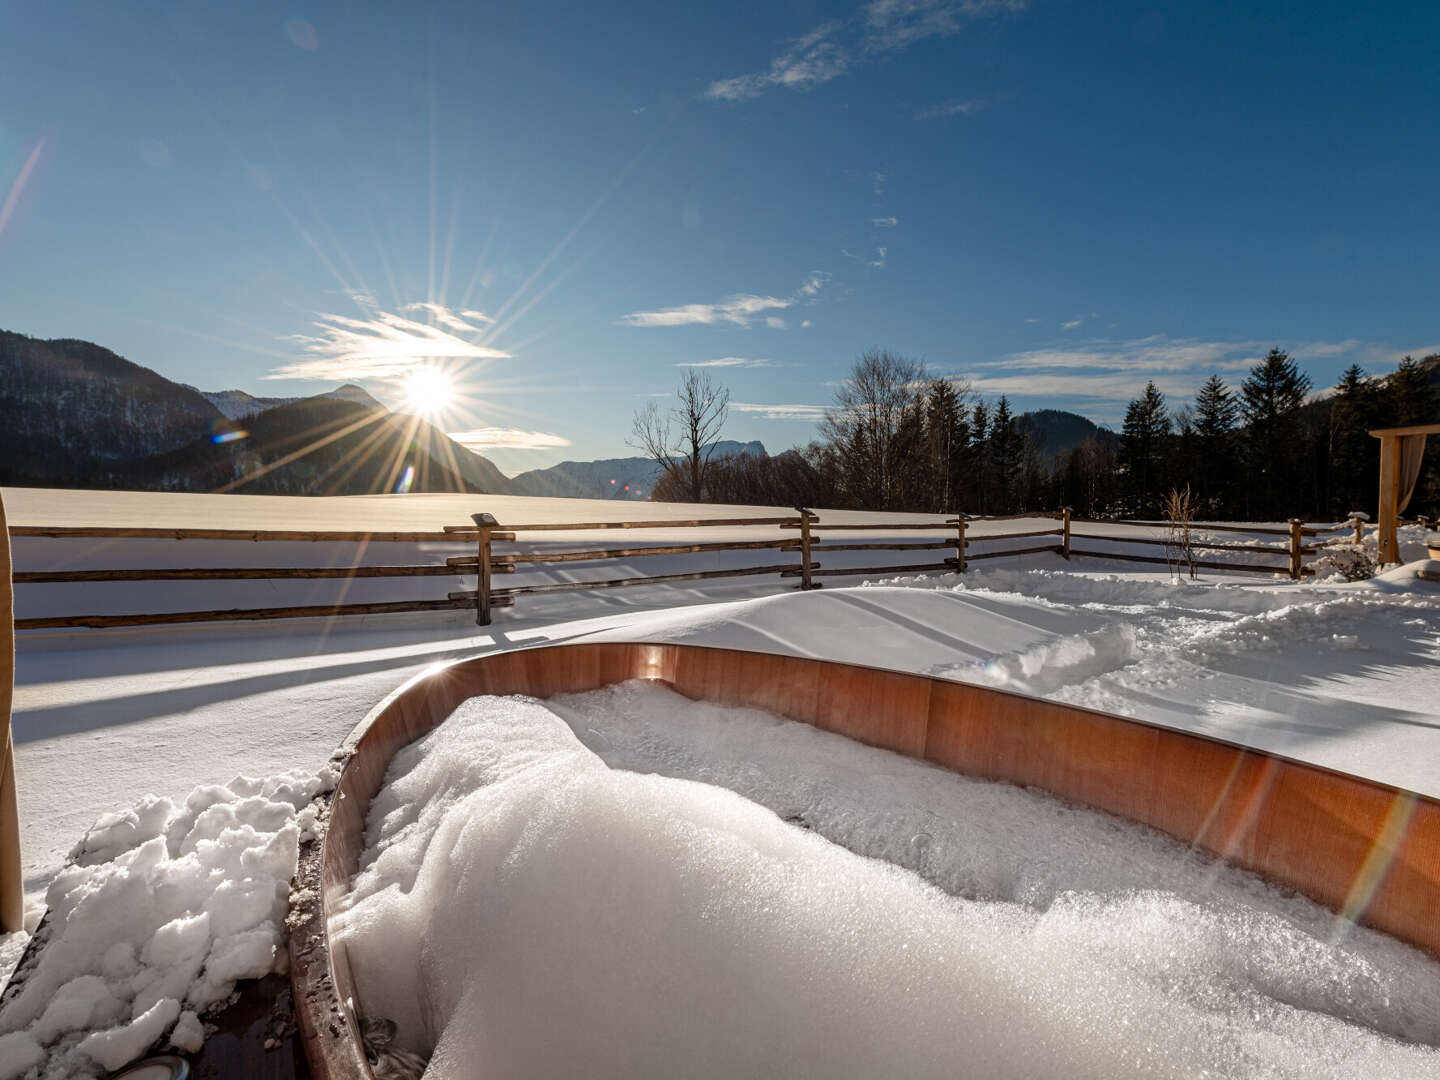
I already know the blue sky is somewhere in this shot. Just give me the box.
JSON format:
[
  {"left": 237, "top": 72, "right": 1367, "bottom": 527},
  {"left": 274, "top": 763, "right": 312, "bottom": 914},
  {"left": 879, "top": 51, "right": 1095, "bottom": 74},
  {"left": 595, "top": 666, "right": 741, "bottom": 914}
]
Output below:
[{"left": 3, "top": 1, "right": 1438, "bottom": 474}]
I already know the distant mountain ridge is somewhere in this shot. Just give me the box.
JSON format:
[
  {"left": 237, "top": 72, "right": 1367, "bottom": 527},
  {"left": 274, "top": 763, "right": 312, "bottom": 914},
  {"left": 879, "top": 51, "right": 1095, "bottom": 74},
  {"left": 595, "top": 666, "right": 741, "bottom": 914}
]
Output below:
[
  {"left": 196, "top": 383, "right": 386, "bottom": 420},
  {"left": 1016, "top": 410, "right": 1110, "bottom": 460},
  {"left": 0, "top": 329, "right": 511, "bottom": 496},
  {"left": 509, "top": 441, "right": 767, "bottom": 500}
]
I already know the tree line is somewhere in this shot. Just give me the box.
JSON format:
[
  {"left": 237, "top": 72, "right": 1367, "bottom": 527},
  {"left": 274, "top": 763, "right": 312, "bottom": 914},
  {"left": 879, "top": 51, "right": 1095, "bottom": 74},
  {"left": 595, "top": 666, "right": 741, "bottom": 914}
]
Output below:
[{"left": 634, "top": 349, "right": 1439, "bottom": 521}]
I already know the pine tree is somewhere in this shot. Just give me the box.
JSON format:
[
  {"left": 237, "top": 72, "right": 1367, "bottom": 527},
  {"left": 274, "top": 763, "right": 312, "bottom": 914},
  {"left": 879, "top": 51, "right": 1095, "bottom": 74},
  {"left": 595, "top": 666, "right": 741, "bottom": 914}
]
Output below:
[
  {"left": 1121, "top": 381, "right": 1171, "bottom": 514},
  {"left": 1327, "top": 364, "right": 1376, "bottom": 517},
  {"left": 1385, "top": 355, "right": 1439, "bottom": 426},
  {"left": 989, "top": 397, "right": 1020, "bottom": 513},
  {"left": 968, "top": 400, "right": 991, "bottom": 513},
  {"left": 1240, "top": 348, "right": 1311, "bottom": 518},
  {"left": 1191, "top": 375, "right": 1239, "bottom": 512}
]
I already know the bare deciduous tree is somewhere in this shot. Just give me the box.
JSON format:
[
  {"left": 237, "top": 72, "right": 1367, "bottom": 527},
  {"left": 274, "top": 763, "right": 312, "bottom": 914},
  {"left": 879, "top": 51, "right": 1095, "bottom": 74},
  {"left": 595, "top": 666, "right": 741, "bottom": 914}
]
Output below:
[
  {"left": 820, "top": 349, "right": 926, "bottom": 510},
  {"left": 630, "top": 370, "right": 730, "bottom": 502}
]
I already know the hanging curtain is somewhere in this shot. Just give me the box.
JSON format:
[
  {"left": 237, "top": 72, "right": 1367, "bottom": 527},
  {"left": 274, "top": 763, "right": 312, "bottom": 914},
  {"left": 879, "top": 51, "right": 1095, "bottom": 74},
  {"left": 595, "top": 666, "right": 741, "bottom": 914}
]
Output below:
[
  {"left": 1397, "top": 434, "right": 1428, "bottom": 515},
  {"left": 0, "top": 492, "right": 22, "bottom": 931}
]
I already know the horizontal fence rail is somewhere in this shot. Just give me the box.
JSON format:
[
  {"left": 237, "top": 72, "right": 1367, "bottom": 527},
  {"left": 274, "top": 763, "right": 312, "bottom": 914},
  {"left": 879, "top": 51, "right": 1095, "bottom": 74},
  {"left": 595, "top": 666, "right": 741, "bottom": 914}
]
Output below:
[{"left": 8, "top": 509, "right": 1354, "bottom": 630}]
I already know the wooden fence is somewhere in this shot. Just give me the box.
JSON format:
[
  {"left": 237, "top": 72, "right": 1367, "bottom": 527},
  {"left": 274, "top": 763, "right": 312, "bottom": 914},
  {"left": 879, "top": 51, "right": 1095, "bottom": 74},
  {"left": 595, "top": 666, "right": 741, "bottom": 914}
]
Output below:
[{"left": 8, "top": 512, "right": 1360, "bottom": 630}]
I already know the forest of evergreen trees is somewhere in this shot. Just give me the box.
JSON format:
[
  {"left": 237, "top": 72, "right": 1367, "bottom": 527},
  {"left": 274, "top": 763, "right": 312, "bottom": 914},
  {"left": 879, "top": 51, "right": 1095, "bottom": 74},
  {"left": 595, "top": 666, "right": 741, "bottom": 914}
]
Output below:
[{"left": 651, "top": 348, "right": 1440, "bottom": 522}]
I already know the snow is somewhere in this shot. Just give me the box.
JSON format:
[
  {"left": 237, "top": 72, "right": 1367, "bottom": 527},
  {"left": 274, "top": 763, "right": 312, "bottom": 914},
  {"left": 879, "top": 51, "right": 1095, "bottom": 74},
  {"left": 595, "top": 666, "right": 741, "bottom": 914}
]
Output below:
[
  {"left": 3, "top": 487, "right": 1437, "bottom": 1066},
  {"left": 0, "top": 768, "right": 334, "bottom": 1077},
  {"left": 334, "top": 688, "right": 1440, "bottom": 1079}
]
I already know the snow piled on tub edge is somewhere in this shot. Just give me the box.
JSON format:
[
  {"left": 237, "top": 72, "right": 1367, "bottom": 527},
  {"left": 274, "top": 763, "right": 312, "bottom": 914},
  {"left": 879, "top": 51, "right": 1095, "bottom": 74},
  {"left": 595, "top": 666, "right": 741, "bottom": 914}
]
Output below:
[{"left": 0, "top": 765, "right": 337, "bottom": 1079}]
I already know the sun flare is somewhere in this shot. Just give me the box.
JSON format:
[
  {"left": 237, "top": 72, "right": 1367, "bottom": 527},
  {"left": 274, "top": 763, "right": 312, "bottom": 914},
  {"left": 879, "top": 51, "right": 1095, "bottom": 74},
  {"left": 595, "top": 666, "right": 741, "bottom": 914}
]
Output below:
[{"left": 401, "top": 367, "right": 455, "bottom": 417}]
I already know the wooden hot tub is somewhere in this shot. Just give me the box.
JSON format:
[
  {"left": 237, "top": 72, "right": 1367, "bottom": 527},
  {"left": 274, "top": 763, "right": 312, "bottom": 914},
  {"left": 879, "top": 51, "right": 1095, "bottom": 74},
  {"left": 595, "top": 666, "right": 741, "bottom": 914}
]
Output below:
[{"left": 288, "top": 642, "right": 1440, "bottom": 1080}]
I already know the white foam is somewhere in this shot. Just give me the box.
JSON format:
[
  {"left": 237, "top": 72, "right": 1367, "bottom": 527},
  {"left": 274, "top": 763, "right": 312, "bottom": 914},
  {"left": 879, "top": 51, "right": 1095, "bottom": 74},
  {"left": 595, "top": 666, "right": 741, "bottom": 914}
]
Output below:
[{"left": 337, "top": 687, "right": 1440, "bottom": 1079}]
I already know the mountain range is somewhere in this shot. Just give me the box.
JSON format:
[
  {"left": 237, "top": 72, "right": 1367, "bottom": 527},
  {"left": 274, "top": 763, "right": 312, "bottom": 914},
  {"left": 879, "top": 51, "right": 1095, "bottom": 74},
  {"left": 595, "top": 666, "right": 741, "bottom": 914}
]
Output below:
[
  {"left": 510, "top": 442, "right": 767, "bottom": 501},
  {"left": 0, "top": 329, "right": 515, "bottom": 496},
  {"left": 0, "top": 327, "right": 1135, "bottom": 500}
]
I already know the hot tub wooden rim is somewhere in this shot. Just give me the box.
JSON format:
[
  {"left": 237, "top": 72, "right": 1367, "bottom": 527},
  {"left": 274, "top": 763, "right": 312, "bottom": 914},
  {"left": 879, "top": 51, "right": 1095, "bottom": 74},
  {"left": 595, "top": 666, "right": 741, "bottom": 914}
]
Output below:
[{"left": 289, "top": 640, "right": 1440, "bottom": 1080}]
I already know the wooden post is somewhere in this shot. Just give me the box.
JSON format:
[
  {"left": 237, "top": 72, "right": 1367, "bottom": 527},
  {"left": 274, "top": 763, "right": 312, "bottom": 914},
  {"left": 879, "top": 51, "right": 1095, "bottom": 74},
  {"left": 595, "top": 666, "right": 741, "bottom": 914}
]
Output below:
[
  {"left": 1288, "top": 518, "right": 1304, "bottom": 580},
  {"left": 471, "top": 512, "right": 498, "bottom": 625},
  {"left": 1351, "top": 515, "right": 1364, "bottom": 545},
  {"left": 1061, "top": 507, "right": 1072, "bottom": 561},
  {"left": 796, "top": 507, "right": 817, "bottom": 590},
  {"left": 0, "top": 492, "right": 23, "bottom": 932},
  {"left": 1377, "top": 434, "right": 1399, "bottom": 565},
  {"left": 955, "top": 514, "right": 968, "bottom": 573}
]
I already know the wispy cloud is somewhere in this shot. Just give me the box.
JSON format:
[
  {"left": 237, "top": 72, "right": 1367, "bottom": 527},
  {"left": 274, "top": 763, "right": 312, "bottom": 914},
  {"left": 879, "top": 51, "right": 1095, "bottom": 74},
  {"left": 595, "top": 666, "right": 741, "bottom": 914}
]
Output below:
[
  {"left": 1060, "top": 319, "right": 1084, "bottom": 330},
  {"left": 704, "top": 1, "right": 1026, "bottom": 103},
  {"left": 866, "top": 0, "right": 1026, "bottom": 49},
  {"left": 915, "top": 98, "right": 985, "bottom": 120},
  {"left": 448, "top": 428, "right": 571, "bottom": 452},
  {"left": 676, "top": 357, "right": 794, "bottom": 369},
  {"left": 704, "top": 24, "right": 849, "bottom": 102},
  {"left": 961, "top": 373, "right": 1205, "bottom": 399},
  {"left": 952, "top": 334, "right": 1432, "bottom": 404},
  {"left": 618, "top": 294, "right": 792, "bottom": 328},
  {"left": 871, "top": 216, "right": 899, "bottom": 227},
  {"left": 730, "top": 401, "right": 829, "bottom": 421},
  {"left": 269, "top": 304, "right": 507, "bottom": 381},
  {"left": 403, "top": 301, "right": 494, "bottom": 332},
  {"left": 844, "top": 246, "right": 888, "bottom": 269},
  {"left": 620, "top": 272, "right": 826, "bottom": 329}
]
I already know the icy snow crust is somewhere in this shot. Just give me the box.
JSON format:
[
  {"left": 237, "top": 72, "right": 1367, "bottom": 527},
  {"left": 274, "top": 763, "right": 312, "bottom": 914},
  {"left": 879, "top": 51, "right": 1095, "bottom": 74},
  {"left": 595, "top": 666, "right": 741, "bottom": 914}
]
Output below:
[
  {"left": 336, "top": 687, "right": 1440, "bottom": 1080},
  {"left": 0, "top": 768, "right": 333, "bottom": 1078}
]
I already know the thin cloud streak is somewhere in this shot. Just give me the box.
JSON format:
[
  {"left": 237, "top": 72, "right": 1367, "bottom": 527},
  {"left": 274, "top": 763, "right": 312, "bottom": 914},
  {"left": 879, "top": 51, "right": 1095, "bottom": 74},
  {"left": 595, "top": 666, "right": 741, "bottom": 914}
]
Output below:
[
  {"left": 730, "top": 401, "right": 829, "bottom": 421},
  {"left": 675, "top": 357, "right": 794, "bottom": 368},
  {"left": 953, "top": 334, "right": 1440, "bottom": 402},
  {"left": 448, "top": 428, "right": 572, "bottom": 451},
  {"left": 620, "top": 272, "right": 826, "bottom": 329},
  {"left": 959, "top": 373, "right": 1207, "bottom": 399},
  {"left": 914, "top": 98, "right": 985, "bottom": 120},
  {"left": 704, "top": 1, "right": 1026, "bottom": 102}
]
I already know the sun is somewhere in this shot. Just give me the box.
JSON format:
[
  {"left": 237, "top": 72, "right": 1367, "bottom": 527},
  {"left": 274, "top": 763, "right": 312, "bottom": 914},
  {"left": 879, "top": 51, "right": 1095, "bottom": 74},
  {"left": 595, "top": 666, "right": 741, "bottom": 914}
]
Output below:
[{"left": 400, "top": 367, "right": 455, "bottom": 417}]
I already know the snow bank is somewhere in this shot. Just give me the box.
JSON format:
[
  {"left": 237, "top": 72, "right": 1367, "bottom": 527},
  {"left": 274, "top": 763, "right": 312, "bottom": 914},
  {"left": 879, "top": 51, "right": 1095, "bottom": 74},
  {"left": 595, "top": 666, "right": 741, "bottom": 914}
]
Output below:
[
  {"left": 335, "top": 689, "right": 1440, "bottom": 1079},
  {"left": 0, "top": 768, "right": 335, "bottom": 1078}
]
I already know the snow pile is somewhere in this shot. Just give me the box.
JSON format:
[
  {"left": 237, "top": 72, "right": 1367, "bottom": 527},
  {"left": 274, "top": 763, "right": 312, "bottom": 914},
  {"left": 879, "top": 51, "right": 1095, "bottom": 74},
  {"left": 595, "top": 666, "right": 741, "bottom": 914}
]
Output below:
[
  {"left": 336, "top": 690, "right": 1440, "bottom": 1079},
  {"left": 0, "top": 768, "right": 334, "bottom": 1078}
]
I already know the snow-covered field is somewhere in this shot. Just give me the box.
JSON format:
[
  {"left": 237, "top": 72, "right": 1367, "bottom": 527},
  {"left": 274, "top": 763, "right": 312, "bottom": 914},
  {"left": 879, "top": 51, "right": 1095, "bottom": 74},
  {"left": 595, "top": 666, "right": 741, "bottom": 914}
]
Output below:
[
  {"left": 2, "top": 488, "right": 1438, "bottom": 1072},
  {"left": 333, "top": 685, "right": 1440, "bottom": 1079}
]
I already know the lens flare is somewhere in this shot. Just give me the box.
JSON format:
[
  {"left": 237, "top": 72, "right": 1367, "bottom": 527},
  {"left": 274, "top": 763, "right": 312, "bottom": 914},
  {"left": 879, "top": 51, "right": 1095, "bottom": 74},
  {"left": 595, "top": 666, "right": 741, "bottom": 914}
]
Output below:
[
  {"left": 394, "top": 464, "right": 416, "bottom": 493},
  {"left": 211, "top": 429, "right": 248, "bottom": 444}
]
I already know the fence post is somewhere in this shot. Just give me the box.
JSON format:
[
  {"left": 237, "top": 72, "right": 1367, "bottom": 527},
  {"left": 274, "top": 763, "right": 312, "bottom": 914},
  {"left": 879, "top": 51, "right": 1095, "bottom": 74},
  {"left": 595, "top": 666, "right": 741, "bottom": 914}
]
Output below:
[
  {"left": 1351, "top": 515, "right": 1364, "bottom": 544},
  {"left": 795, "top": 507, "right": 817, "bottom": 590},
  {"left": 471, "top": 512, "right": 497, "bottom": 625},
  {"left": 1061, "top": 507, "right": 1072, "bottom": 560},
  {"left": 954, "top": 513, "right": 968, "bottom": 573},
  {"left": 1288, "top": 518, "right": 1304, "bottom": 580}
]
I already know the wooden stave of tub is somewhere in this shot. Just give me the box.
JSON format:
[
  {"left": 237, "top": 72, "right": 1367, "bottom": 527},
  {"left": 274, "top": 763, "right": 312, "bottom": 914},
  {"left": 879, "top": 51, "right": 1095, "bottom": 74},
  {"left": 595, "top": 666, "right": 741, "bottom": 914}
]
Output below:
[{"left": 288, "top": 641, "right": 1440, "bottom": 1080}]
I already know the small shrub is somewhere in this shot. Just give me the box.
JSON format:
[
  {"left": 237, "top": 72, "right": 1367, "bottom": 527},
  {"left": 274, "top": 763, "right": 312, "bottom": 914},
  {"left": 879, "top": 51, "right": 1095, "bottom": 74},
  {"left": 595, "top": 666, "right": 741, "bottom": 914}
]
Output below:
[{"left": 1311, "top": 540, "right": 1377, "bottom": 582}]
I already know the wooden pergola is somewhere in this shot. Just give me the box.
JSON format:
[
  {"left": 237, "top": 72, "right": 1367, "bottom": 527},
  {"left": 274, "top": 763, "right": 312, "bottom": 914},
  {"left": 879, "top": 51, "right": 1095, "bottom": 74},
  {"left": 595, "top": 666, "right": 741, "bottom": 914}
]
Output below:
[{"left": 1370, "top": 423, "right": 1440, "bottom": 565}]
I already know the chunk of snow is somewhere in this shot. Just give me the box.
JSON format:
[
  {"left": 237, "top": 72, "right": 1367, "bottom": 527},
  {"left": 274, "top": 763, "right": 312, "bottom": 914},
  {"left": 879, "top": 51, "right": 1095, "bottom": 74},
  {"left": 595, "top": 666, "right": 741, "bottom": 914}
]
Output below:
[
  {"left": 77, "top": 996, "right": 179, "bottom": 1072},
  {"left": 169, "top": 1009, "right": 204, "bottom": 1053},
  {"left": 0, "top": 768, "right": 329, "bottom": 1075}
]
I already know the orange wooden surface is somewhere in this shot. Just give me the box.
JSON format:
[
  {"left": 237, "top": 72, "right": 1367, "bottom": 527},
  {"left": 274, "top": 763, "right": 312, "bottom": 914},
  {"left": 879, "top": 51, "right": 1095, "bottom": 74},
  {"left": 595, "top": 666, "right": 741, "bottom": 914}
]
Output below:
[{"left": 291, "top": 642, "right": 1440, "bottom": 1080}]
